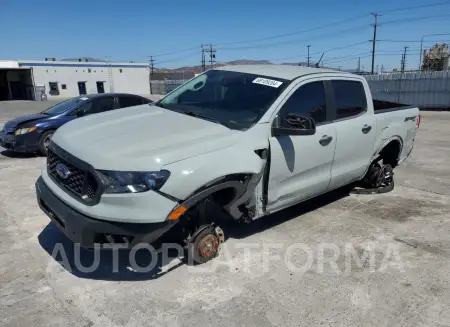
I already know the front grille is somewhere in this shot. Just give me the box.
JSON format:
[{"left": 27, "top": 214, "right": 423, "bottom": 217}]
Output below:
[{"left": 47, "top": 147, "right": 100, "bottom": 204}]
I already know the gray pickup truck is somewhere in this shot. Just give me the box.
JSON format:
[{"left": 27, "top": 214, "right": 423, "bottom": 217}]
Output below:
[{"left": 35, "top": 65, "right": 420, "bottom": 263}]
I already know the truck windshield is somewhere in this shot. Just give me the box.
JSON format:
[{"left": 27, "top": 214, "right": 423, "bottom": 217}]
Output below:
[
  {"left": 41, "top": 97, "right": 89, "bottom": 116},
  {"left": 158, "top": 70, "right": 288, "bottom": 130}
]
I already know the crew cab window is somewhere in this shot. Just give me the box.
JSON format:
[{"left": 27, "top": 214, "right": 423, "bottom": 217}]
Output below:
[
  {"left": 278, "top": 81, "right": 327, "bottom": 124},
  {"left": 82, "top": 97, "right": 114, "bottom": 115},
  {"left": 119, "top": 96, "right": 145, "bottom": 108},
  {"left": 332, "top": 80, "right": 367, "bottom": 119}
]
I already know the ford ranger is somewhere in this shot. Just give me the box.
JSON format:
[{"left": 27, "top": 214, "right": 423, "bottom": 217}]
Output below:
[{"left": 35, "top": 65, "right": 420, "bottom": 264}]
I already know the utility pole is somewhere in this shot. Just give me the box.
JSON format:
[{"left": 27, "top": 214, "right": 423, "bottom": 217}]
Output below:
[
  {"left": 200, "top": 45, "right": 206, "bottom": 72},
  {"left": 307, "top": 45, "right": 311, "bottom": 67},
  {"left": 149, "top": 56, "right": 155, "bottom": 94},
  {"left": 401, "top": 46, "right": 408, "bottom": 72},
  {"left": 204, "top": 44, "right": 216, "bottom": 69},
  {"left": 370, "top": 13, "right": 381, "bottom": 74},
  {"left": 357, "top": 57, "right": 361, "bottom": 72}
]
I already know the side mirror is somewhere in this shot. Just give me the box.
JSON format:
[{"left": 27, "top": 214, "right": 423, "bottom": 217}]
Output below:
[
  {"left": 272, "top": 113, "right": 316, "bottom": 136},
  {"left": 76, "top": 109, "right": 87, "bottom": 117}
]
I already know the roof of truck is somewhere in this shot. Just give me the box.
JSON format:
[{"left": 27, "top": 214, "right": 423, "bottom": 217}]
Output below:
[{"left": 216, "top": 64, "right": 352, "bottom": 80}]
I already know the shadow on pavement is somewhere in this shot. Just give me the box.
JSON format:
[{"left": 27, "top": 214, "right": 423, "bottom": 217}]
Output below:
[
  {"left": 0, "top": 150, "right": 39, "bottom": 159},
  {"left": 38, "top": 185, "right": 353, "bottom": 281},
  {"left": 38, "top": 222, "right": 184, "bottom": 281}
]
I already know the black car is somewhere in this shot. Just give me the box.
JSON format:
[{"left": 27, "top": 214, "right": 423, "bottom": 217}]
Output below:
[{"left": 0, "top": 93, "right": 152, "bottom": 155}]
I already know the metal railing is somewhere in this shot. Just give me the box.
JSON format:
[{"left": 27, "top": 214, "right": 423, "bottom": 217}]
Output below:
[
  {"left": 150, "top": 71, "right": 450, "bottom": 109},
  {"left": 365, "top": 70, "right": 450, "bottom": 108}
]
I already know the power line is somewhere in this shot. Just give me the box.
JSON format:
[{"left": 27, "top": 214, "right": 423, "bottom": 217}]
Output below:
[
  {"left": 377, "top": 0, "right": 450, "bottom": 13},
  {"left": 382, "top": 13, "right": 450, "bottom": 25},
  {"left": 217, "top": 24, "right": 370, "bottom": 51},
  {"left": 137, "top": 2, "right": 450, "bottom": 60},
  {"left": 215, "top": 14, "right": 369, "bottom": 46},
  {"left": 310, "top": 41, "right": 369, "bottom": 55},
  {"left": 216, "top": 12, "right": 450, "bottom": 52},
  {"left": 216, "top": 1, "right": 450, "bottom": 46},
  {"left": 327, "top": 54, "right": 371, "bottom": 63},
  {"left": 270, "top": 41, "right": 369, "bottom": 62},
  {"left": 152, "top": 47, "right": 199, "bottom": 58},
  {"left": 378, "top": 39, "right": 450, "bottom": 43},
  {"left": 156, "top": 51, "right": 199, "bottom": 65}
]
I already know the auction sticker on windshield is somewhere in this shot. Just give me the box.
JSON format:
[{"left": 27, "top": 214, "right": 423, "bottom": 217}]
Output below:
[{"left": 252, "top": 77, "right": 283, "bottom": 88}]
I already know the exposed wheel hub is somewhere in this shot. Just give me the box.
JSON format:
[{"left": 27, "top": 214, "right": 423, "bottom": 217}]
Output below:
[{"left": 198, "top": 234, "right": 219, "bottom": 259}]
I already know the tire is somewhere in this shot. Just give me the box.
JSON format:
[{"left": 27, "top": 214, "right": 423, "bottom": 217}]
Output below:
[
  {"left": 38, "top": 130, "right": 54, "bottom": 156},
  {"left": 187, "top": 225, "right": 220, "bottom": 265}
]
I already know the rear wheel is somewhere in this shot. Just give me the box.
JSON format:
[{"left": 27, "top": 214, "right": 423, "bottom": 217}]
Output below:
[{"left": 38, "top": 130, "right": 54, "bottom": 156}]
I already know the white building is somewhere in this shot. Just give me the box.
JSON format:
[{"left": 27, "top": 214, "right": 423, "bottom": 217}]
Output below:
[{"left": 0, "top": 59, "right": 151, "bottom": 101}]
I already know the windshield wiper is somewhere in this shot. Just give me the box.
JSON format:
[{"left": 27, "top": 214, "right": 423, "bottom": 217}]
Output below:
[
  {"left": 182, "top": 111, "right": 228, "bottom": 128},
  {"left": 153, "top": 101, "right": 166, "bottom": 109}
]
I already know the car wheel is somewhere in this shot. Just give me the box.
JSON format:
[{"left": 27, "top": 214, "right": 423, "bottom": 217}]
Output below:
[{"left": 38, "top": 130, "right": 54, "bottom": 156}]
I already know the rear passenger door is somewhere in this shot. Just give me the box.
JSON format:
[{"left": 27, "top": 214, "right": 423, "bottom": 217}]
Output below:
[
  {"left": 118, "top": 95, "right": 147, "bottom": 109},
  {"left": 267, "top": 79, "right": 337, "bottom": 212},
  {"left": 78, "top": 96, "right": 115, "bottom": 116},
  {"left": 327, "top": 79, "right": 376, "bottom": 190}
]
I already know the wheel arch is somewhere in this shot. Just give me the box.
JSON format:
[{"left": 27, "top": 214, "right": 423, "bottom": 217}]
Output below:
[
  {"left": 373, "top": 136, "right": 403, "bottom": 168},
  {"left": 181, "top": 173, "right": 255, "bottom": 213}
]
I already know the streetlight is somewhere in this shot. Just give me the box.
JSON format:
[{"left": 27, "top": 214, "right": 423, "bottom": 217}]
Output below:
[{"left": 419, "top": 33, "right": 450, "bottom": 70}]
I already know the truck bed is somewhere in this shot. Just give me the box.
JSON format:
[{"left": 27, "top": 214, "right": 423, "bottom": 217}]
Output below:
[{"left": 373, "top": 99, "right": 415, "bottom": 114}]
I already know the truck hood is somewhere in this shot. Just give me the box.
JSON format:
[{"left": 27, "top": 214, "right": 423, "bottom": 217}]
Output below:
[
  {"left": 4, "top": 114, "right": 49, "bottom": 130},
  {"left": 52, "top": 105, "right": 242, "bottom": 171}
]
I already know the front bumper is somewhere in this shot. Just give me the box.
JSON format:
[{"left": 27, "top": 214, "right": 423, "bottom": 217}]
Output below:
[
  {"left": 36, "top": 176, "right": 178, "bottom": 248},
  {"left": 0, "top": 130, "right": 40, "bottom": 152}
]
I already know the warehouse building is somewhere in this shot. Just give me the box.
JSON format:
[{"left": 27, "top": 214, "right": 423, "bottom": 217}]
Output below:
[{"left": 0, "top": 58, "right": 151, "bottom": 101}]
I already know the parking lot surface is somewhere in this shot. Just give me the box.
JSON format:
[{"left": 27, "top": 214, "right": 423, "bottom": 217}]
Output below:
[{"left": 1, "top": 101, "right": 450, "bottom": 327}]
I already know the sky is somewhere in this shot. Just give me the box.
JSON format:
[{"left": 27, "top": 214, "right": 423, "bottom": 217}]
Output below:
[{"left": 2, "top": 0, "right": 450, "bottom": 71}]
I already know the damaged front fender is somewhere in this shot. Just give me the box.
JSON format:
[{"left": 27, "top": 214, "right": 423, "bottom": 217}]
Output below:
[{"left": 161, "top": 144, "right": 269, "bottom": 220}]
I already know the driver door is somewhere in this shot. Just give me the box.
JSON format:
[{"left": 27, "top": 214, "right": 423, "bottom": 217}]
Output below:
[{"left": 266, "top": 80, "right": 336, "bottom": 213}]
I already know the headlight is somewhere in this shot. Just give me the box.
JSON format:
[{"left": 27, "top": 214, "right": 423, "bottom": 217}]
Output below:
[
  {"left": 15, "top": 126, "right": 37, "bottom": 135},
  {"left": 97, "top": 170, "right": 170, "bottom": 194}
]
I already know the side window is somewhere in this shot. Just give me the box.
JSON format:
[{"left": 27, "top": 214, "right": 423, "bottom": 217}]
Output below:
[
  {"left": 332, "top": 80, "right": 367, "bottom": 119},
  {"left": 87, "top": 97, "right": 114, "bottom": 115},
  {"left": 119, "top": 96, "right": 145, "bottom": 108},
  {"left": 279, "top": 81, "right": 327, "bottom": 124}
]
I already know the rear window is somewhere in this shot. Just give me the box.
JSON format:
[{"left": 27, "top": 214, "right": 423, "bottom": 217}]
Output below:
[
  {"left": 119, "top": 96, "right": 144, "bottom": 108},
  {"left": 332, "top": 80, "right": 367, "bottom": 119}
]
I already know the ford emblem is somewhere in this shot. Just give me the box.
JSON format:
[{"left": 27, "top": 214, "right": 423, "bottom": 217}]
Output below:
[{"left": 55, "top": 163, "right": 71, "bottom": 179}]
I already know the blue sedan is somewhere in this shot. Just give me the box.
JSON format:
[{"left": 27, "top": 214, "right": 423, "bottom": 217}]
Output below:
[{"left": 0, "top": 93, "right": 151, "bottom": 155}]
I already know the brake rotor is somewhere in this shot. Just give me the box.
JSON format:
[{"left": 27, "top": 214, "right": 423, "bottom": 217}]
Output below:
[{"left": 197, "top": 234, "right": 220, "bottom": 260}]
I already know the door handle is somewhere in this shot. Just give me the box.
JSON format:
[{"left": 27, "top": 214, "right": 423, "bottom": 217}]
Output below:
[
  {"left": 362, "top": 124, "right": 372, "bottom": 134},
  {"left": 319, "top": 135, "right": 333, "bottom": 146}
]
